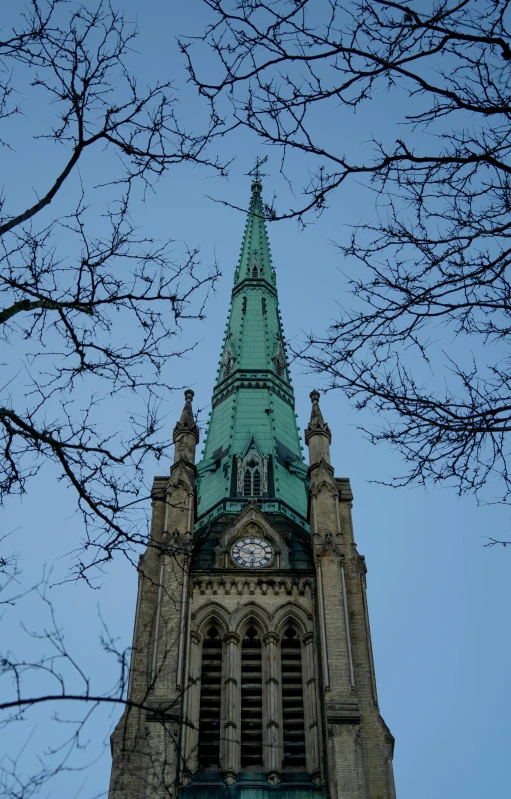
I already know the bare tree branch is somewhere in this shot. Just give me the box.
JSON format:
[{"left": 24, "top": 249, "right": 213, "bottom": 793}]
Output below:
[
  {"left": 186, "top": 0, "right": 511, "bottom": 504},
  {"left": 0, "top": 1, "right": 228, "bottom": 573}
]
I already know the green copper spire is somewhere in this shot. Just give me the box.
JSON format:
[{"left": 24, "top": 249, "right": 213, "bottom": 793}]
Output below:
[{"left": 195, "top": 177, "right": 308, "bottom": 531}]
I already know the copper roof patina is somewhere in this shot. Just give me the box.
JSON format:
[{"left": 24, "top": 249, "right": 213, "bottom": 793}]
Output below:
[{"left": 195, "top": 178, "right": 308, "bottom": 529}]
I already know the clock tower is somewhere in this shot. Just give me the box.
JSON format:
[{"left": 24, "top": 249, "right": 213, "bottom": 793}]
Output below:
[{"left": 108, "top": 177, "right": 397, "bottom": 799}]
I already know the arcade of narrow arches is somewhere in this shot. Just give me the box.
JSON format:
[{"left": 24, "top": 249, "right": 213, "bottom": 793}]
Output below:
[{"left": 183, "top": 612, "right": 320, "bottom": 787}]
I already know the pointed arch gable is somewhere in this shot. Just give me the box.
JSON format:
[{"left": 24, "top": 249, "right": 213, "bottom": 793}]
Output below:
[
  {"left": 273, "top": 338, "right": 286, "bottom": 360},
  {"left": 237, "top": 436, "right": 268, "bottom": 497},
  {"left": 250, "top": 252, "right": 262, "bottom": 278},
  {"left": 273, "top": 339, "right": 286, "bottom": 379},
  {"left": 229, "top": 519, "right": 279, "bottom": 552},
  {"left": 273, "top": 602, "right": 313, "bottom": 638},
  {"left": 240, "top": 435, "right": 264, "bottom": 460},
  {"left": 193, "top": 603, "right": 230, "bottom": 636},
  {"left": 221, "top": 338, "right": 236, "bottom": 380},
  {"left": 231, "top": 601, "right": 271, "bottom": 636}
]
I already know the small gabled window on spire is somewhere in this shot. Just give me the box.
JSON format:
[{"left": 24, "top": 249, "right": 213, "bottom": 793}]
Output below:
[
  {"left": 274, "top": 340, "right": 286, "bottom": 380},
  {"left": 250, "top": 253, "right": 261, "bottom": 278},
  {"left": 221, "top": 342, "right": 234, "bottom": 380},
  {"left": 237, "top": 438, "right": 268, "bottom": 497}
]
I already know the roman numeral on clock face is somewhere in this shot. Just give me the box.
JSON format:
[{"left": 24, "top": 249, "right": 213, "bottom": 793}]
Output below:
[{"left": 231, "top": 536, "right": 273, "bottom": 568}]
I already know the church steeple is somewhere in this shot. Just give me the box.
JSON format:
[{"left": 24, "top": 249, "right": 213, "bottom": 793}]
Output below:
[
  {"left": 196, "top": 178, "right": 308, "bottom": 529},
  {"left": 108, "top": 174, "right": 397, "bottom": 799}
]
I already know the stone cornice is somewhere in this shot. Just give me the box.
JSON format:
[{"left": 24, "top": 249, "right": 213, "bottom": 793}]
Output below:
[{"left": 190, "top": 571, "right": 315, "bottom": 598}]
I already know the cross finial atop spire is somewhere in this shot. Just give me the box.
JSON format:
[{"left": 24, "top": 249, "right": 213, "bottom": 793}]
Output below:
[{"left": 246, "top": 155, "right": 268, "bottom": 185}]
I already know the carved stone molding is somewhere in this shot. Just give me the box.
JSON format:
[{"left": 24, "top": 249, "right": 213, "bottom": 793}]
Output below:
[
  {"left": 223, "top": 631, "right": 240, "bottom": 646},
  {"left": 191, "top": 574, "right": 314, "bottom": 598}
]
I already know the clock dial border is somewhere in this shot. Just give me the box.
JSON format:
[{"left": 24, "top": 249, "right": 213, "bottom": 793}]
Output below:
[{"left": 230, "top": 536, "right": 274, "bottom": 569}]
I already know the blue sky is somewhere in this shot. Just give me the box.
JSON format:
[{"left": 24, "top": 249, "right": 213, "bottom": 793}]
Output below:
[{"left": 1, "top": 2, "right": 510, "bottom": 797}]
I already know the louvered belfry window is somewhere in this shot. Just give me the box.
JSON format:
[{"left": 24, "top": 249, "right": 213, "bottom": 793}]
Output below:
[
  {"left": 281, "top": 626, "right": 307, "bottom": 769},
  {"left": 198, "top": 626, "right": 222, "bottom": 770},
  {"left": 240, "top": 626, "right": 263, "bottom": 769}
]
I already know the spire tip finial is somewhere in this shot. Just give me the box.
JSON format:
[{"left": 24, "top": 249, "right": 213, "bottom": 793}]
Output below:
[{"left": 246, "top": 155, "right": 268, "bottom": 191}]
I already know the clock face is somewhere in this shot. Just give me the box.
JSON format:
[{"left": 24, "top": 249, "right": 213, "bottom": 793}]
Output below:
[{"left": 231, "top": 537, "right": 273, "bottom": 569}]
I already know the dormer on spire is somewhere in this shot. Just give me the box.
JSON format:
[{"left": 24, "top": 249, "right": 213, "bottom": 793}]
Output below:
[
  {"left": 305, "top": 390, "right": 332, "bottom": 466},
  {"left": 250, "top": 252, "right": 262, "bottom": 278},
  {"left": 173, "top": 389, "right": 199, "bottom": 465},
  {"left": 221, "top": 340, "right": 235, "bottom": 380},
  {"left": 273, "top": 339, "right": 287, "bottom": 380}
]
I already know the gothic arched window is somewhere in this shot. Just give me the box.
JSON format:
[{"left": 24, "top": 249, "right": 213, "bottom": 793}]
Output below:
[
  {"left": 241, "top": 626, "right": 263, "bottom": 769},
  {"left": 237, "top": 443, "right": 268, "bottom": 497},
  {"left": 250, "top": 254, "right": 261, "bottom": 278},
  {"left": 198, "top": 626, "right": 222, "bottom": 770},
  {"left": 243, "top": 458, "right": 262, "bottom": 497},
  {"left": 186, "top": 610, "right": 320, "bottom": 781},
  {"left": 281, "top": 626, "right": 306, "bottom": 770}
]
